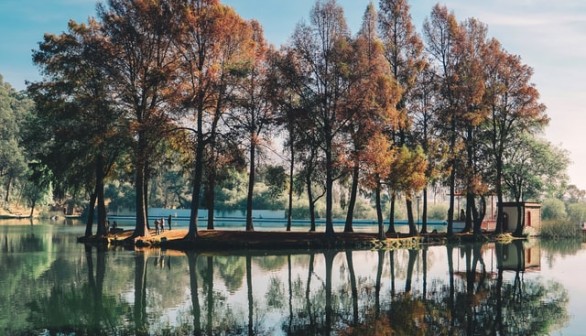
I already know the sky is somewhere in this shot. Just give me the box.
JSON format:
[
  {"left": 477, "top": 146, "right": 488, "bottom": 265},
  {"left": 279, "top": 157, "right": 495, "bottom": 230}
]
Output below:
[{"left": 1, "top": 0, "right": 585, "bottom": 190}]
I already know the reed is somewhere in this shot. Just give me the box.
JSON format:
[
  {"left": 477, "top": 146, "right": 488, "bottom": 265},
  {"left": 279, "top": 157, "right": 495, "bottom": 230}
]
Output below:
[{"left": 540, "top": 220, "right": 582, "bottom": 239}]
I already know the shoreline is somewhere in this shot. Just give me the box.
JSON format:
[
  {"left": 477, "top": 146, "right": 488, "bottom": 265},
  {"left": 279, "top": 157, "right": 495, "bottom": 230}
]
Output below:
[{"left": 78, "top": 228, "right": 513, "bottom": 251}]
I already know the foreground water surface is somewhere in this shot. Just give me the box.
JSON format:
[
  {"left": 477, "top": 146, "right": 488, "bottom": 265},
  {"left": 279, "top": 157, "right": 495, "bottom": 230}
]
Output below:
[{"left": 0, "top": 220, "right": 584, "bottom": 335}]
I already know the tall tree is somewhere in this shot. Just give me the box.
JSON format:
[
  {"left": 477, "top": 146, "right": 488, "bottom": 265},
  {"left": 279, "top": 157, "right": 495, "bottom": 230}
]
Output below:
[
  {"left": 289, "top": 0, "right": 356, "bottom": 235},
  {"left": 0, "top": 76, "right": 31, "bottom": 207},
  {"left": 175, "top": 1, "right": 255, "bottom": 238},
  {"left": 99, "top": 0, "right": 181, "bottom": 237},
  {"left": 411, "top": 64, "right": 444, "bottom": 234},
  {"left": 226, "top": 21, "right": 274, "bottom": 231},
  {"left": 361, "top": 133, "right": 394, "bottom": 239},
  {"left": 29, "top": 19, "right": 124, "bottom": 237},
  {"left": 484, "top": 42, "right": 548, "bottom": 233},
  {"left": 455, "top": 18, "right": 491, "bottom": 235},
  {"left": 423, "top": 4, "right": 462, "bottom": 236},
  {"left": 342, "top": 2, "right": 401, "bottom": 233},
  {"left": 379, "top": 0, "right": 427, "bottom": 235},
  {"left": 202, "top": 5, "right": 256, "bottom": 230},
  {"left": 503, "top": 134, "right": 568, "bottom": 236},
  {"left": 269, "top": 49, "right": 305, "bottom": 231}
]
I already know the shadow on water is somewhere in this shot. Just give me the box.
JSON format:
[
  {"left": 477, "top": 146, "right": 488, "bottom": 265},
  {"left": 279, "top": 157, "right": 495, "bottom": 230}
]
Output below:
[{"left": 0, "top": 224, "right": 573, "bottom": 335}]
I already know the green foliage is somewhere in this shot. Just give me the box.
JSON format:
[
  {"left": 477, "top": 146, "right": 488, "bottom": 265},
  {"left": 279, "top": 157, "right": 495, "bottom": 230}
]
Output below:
[
  {"left": 104, "top": 182, "right": 135, "bottom": 213},
  {"left": 566, "top": 203, "right": 586, "bottom": 226},
  {"left": 261, "top": 165, "right": 287, "bottom": 200},
  {"left": 0, "top": 76, "right": 33, "bottom": 206},
  {"left": 428, "top": 204, "right": 448, "bottom": 220},
  {"left": 540, "top": 220, "right": 581, "bottom": 240},
  {"left": 541, "top": 198, "right": 567, "bottom": 221}
]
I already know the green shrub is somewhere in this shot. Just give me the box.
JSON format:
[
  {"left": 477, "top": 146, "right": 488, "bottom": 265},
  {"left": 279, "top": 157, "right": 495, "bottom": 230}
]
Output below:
[
  {"left": 566, "top": 203, "right": 586, "bottom": 226},
  {"left": 427, "top": 204, "right": 448, "bottom": 220},
  {"left": 541, "top": 198, "right": 567, "bottom": 221},
  {"left": 540, "top": 219, "right": 581, "bottom": 239}
]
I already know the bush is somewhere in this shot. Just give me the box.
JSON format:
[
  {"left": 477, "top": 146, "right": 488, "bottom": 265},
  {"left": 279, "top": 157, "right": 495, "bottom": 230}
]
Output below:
[
  {"left": 566, "top": 203, "right": 586, "bottom": 226},
  {"left": 427, "top": 204, "right": 448, "bottom": 220},
  {"left": 540, "top": 219, "right": 581, "bottom": 239},
  {"left": 541, "top": 198, "right": 567, "bottom": 221}
]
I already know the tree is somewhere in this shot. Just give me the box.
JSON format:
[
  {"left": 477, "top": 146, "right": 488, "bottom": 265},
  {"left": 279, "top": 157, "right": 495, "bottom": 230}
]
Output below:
[
  {"left": 0, "top": 76, "right": 31, "bottom": 206},
  {"left": 200, "top": 4, "right": 257, "bottom": 230},
  {"left": 269, "top": 49, "right": 305, "bottom": 231},
  {"left": 503, "top": 134, "right": 569, "bottom": 235},
  {"left": 454, "top": 18, "right": 491, "bottom": 235},
  {"left": 289, "top": 0, "right": 356, "bottom": 235},
  {"left": 99, "top": 0, "right": 181, "bottom": 238},
  {"left": 423, "top": 4, "right": 463, "bottom": 236},
  {"left": 379, "top": 0, "right": 426, "bottom": 234},
  {"left": 384, "top": 145, "right": 427, "bottom": 235},
  {"left": 28, "top": 19, "right": 125, "bottom": 237},
  {"left": 175, "top": 0, "right": 255, "bottom": 238},
  {"left": 484, "top": 42, "right": 549, "bottom": 233},
  {"left": 226, "top": 21, "right": 274, "bottom": 231},
  {"left": 361, "top": 133, "right": 394, "bottom": 239},
  {"left": 411, "top": 64, "right": 444, "bottom": 234},
  {"left": 342, "top": 2, "right": 401, "bottom": 233}
]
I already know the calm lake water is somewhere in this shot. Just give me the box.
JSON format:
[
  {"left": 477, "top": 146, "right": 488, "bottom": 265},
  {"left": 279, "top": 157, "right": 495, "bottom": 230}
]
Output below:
[{"left": 0, "top": 220, "right": 584, "bottom": 335}]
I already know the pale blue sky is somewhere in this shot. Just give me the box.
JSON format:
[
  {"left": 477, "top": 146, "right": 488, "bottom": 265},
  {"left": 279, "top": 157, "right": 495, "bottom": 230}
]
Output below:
[{"left": 1, "top": 0, "right": 584, "bottom": 190}]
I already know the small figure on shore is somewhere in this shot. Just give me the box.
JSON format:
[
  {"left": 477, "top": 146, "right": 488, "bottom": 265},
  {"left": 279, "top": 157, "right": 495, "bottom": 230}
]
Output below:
[
  {"left": 155, "top": 219, "right": 160, "bottom": 235},
  {"left": 167, "top": 215, "right": 172, "bottom": 230},
  {"left": 160, "top": 217, "right": 165, "bottom": 233}
]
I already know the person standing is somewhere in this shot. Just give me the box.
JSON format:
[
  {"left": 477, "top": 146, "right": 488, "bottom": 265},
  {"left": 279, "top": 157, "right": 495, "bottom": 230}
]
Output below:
[
  {"left": 168, "top": 215, "right": 172, "bottom": 230},
  {"left": 160, "top": 217, "right": 165, "bottom": 233}
]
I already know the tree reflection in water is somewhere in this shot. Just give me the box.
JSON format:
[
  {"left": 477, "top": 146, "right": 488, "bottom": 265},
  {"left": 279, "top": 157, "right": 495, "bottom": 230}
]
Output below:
[{"left": 4, "top": 230, "right": 571, "bottom": 335}]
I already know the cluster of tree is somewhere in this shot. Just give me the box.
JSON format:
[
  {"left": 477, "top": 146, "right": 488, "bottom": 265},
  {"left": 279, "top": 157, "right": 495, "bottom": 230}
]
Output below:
[
  {"left": 0, "top": 75, "right": 54, "bottom": 216},
  {"left": 22, "top": 0, "right": 570, "bottom": 239}
]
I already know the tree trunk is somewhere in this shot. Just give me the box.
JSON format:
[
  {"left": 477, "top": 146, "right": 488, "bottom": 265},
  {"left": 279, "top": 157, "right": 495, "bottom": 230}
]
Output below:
[
  {"left": 4, "top": 175, "right": 11, "bottom": 203},
  {"left": 144, "top": 163, "right": 149, "bottom": 230},
  {"left": 85, "top": 186, "right": 97, "bottom": 237},
  {"left": 406, "top": 198, "right": 417, "bottom": 236},
  {"left": 447, "top": 118, "right": 457, "bottom": 237},
  {"left": 387, "top": 192, "right": 397, "bottom": 235},
  {"left": 245, "top": 138, "right": 256, "bottom": 232},
  {"left": 495, "top": 157, "right": 505, "bottom": 234},
  {"left": 96, "top": 154, "right": 107, "bottom": 237},
  {"left": 421, "top": 188, "right": 428, "bottom": 234},
  {"left": 186, "top": 104, "right": 205, "bottom": 239},
  {"left": 133, "top": 132, "right": 149, "bottom": 238},
  {"left": 307, "top": 171, "right": 316, "bottom": 232},
  {"left": 344, "top": 163, "right": 360, "bottom": 233},
  {"left": 325, "top": 126, "right": 334, "bottom": 236},
  {"left": 376, "top": 180, "right": 385, "bottom": 240},
  {"left": 29, "top": 198, "right": 36, "bottom": 218},
  {"left": 286, "top": 139, "right": 294, "bottom": 232},
  {"left": 463, "top": 192, "right": 474, "bottom": 233},
  {"left": 205, "top": 172, "right": 215, "bottom": 230}
]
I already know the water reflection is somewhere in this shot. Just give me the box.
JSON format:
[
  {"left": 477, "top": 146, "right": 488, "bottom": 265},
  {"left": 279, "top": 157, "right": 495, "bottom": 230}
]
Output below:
[{"left": 0, "top": 225, "right": 573, "bottom": 335}]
